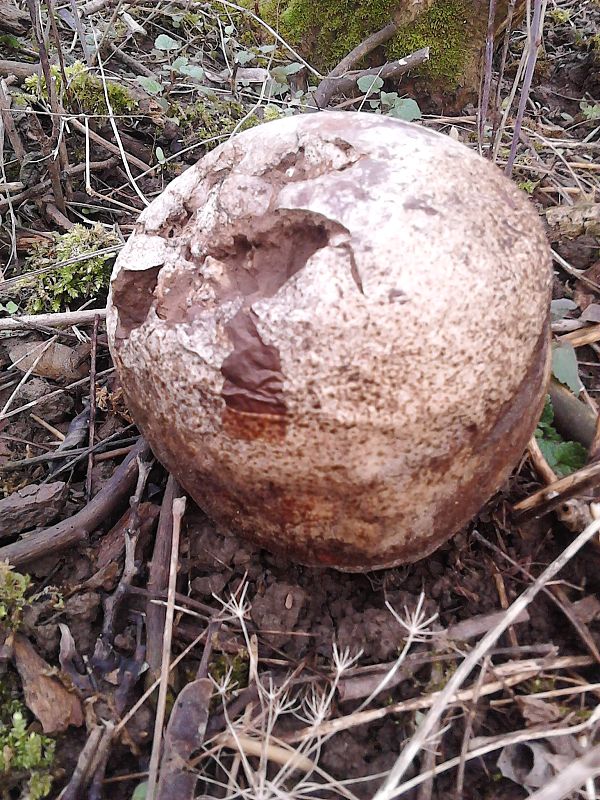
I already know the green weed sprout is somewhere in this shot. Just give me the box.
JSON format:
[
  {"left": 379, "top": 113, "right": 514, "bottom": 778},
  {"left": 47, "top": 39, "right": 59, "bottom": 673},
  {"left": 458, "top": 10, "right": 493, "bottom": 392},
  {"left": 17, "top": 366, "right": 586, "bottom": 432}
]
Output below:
[{"left": 0, "top": 708, "right": 55, "bottom": 800}]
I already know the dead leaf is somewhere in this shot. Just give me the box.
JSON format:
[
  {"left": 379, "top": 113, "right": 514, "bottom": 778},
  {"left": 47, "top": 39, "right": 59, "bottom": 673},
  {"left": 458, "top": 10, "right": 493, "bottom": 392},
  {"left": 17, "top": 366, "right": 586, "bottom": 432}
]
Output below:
[
  {"left": 572, "top": 594, "right": 600, "bottom": 625},
  {"left": 156, "top": 678, "right": 212, "bottom": 800},
  {"left": 580, "top": 304, "right": 600, "bottom": 323},
  {"left": 574, "top": 260, "right": 600, "bottom": 311},
  {"left": 8, "top": 339, "right": 88, "bottom": 383},
  {"left": 498, "top": 736, "right": 581, "bottom": 793},
  {"left": 517, "top": 695, "right": 563, "bottom": 726},
  {"left": 497, "top": 742, "right": 555, "bottom": 790},
  {"left": 13, "top": 633, "right": 84, "bottom": 733}
]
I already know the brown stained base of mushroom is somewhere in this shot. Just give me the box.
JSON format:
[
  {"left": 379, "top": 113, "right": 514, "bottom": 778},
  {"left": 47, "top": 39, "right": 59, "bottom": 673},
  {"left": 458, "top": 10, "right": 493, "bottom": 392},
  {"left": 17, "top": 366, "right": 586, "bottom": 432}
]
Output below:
[
  {"left": 168, "top": 324, "right": 550, "bottom": 572},
  {"left": 0, "top": 438, "right": 148, "bottom": 567}
]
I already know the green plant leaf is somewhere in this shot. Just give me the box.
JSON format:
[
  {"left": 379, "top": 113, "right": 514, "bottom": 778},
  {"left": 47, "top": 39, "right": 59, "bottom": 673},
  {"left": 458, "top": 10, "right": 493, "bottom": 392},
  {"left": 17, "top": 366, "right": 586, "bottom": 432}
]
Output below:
[
  {"left": 131, "top": 783, "right": 148, "bottom": 800},
  {"left": 552, "top": 341, "right": 584, "bottom": 395},
  {"left": 171, "top": 55, "right": 188, "bottom": 70},
  {"left": 380, "top": 91, "right": 399, "bottom": 106},
  {"left": 236, "top": 49, "right": 255, "bottom": 65},
  {"left": 550, "top": 298, "right": 577, "bottom": 322},
  {"left": 154, "top": 33, "right": 180, "bottom": 51},
  {"left": 581, "top": 101, "right": 600, "bottom": 121},
  {"left": 270, "top": 66, "right": 290, "bottom": 85},
  {"left": 136, "top": 76, "right": 163, "bottom": 95},
  {"left": 535, "top": 395, "right": 587, "bottom": 476},
  {"left": 179, "top": 63, "right": 205, "bottom": 80},
  {"left": 357, "top": 74, "right": 384, "bottom": 94},
  {"left": 537, "top": 438, "right": 587, "bottom": 477},
  {"left": 388, "top": 97, "right": 422, "bottom": 121},
  {"left": 536, "top": 395, "right": 558, "bottom": 435},
  {"left": 283, "top": 62, "right": 305, "bottom": 75}
]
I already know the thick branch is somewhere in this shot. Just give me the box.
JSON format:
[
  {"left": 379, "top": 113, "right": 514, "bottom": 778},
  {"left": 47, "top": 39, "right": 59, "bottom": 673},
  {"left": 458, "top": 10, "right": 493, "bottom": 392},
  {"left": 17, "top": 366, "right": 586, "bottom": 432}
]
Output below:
[
  {"left": 0, "top": 439, "right": 148, "bottom": 567},
  {"left": 0, "top": 308, "right": 107, "bottom": 331},
  {"left": 313, "top": 47, "right": 430, "bottom": 109},
  {"left": 0, "top": 59, "right": 40, "bottom": 80}
]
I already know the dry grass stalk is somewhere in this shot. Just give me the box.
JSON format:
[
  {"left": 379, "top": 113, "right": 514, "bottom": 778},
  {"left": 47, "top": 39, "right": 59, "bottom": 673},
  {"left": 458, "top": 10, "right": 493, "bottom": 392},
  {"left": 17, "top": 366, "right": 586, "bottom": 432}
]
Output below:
[{"left": 373, "top": 505, "right": 600, "bottom": 800}]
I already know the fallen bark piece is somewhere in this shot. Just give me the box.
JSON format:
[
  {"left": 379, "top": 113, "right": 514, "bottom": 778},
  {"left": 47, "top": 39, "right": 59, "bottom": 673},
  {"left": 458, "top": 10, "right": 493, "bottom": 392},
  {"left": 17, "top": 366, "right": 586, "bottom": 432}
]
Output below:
[
  {"left": 0, "top": 482, "right": 67, "bottom": 539},
  {"left": 13, "top": 633, "right": 84, "bottom": 733},
  {"left": 0, "top": 0, "right": 30, "bottom": 35}
]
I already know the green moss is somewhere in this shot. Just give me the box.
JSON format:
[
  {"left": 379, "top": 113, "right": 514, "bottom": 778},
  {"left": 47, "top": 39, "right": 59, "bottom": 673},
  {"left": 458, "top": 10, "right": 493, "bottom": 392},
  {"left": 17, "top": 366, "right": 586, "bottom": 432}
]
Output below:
[
  {"left": 0, "top": 561, "right": 30, "bottom": 631},
  {"left": 547, "top": 8, "right": 571, "bottom": 23},
  {"left": 173, "top": 94, "right": 261, "bottom": 149},
  {"left": 25, "top": 60, "right": 137, "bottom": 117},
  {"left": 209, "top": 652, "right": 249, "bottom": 694},
  {"left": 389, "top": 0, "right": 470, "bottom": 82},
  {"left": 0, "top": 33, "right": 23, "bottom": 54},
  {"left": 280, "top": 0, "right": 398, "bottom": 68},
  {"left": 24, "top": 224, "right": 120, "bottom": 313},
  {"left": 517, "top": 179, "right": 536, "bottom": 195},
  {"left": 251, "top": 0, "right": 471, "bottom": 86}
]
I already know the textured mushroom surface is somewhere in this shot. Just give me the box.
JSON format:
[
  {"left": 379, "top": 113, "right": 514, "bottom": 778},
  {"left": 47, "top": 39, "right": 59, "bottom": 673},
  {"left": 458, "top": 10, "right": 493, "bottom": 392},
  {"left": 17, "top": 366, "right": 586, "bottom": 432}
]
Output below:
[{"left": 107, "top": 111, "right": 552, "bottom": 571}]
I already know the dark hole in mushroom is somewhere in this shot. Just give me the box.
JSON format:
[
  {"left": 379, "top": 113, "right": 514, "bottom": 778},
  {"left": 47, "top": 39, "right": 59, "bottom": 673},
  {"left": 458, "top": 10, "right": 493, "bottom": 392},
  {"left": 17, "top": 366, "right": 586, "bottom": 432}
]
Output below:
[
  {"left": 111, "top": 265, "right": 161, "bottom": 337},
  {"left": 209, "top": 211, "right": 333, "bottom": 303}
]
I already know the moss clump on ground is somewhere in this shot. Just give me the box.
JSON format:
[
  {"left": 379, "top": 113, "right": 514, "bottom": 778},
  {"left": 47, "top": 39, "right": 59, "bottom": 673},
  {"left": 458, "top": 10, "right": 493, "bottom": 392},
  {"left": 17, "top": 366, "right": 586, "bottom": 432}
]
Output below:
[
  {"left": 209, "top": 652, "right": 249, "bottom": 694},
  {"left": 251, "top": 0, "right": 481, "bottom": 94},
  {"left": 23, "top": 224, "right": 120, "bottom": 313},
  {"left": 173, "top": 94, "right": 261, "bottom": 148},
  {"left": 388, "top": 0, "right": 470, "bottom": 82},
  {"left": 25, "top": 60, "right": 137, "bottom": 116},
  {"left": 0, "top": 570, "right": 55, "bottom": 799}
]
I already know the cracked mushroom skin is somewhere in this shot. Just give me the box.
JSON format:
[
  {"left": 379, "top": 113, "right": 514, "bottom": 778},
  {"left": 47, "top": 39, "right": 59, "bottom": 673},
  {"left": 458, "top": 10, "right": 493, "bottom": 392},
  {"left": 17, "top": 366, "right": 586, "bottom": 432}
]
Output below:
[{"left": 107, "top": 111, "right": 552, "bottom": 572}]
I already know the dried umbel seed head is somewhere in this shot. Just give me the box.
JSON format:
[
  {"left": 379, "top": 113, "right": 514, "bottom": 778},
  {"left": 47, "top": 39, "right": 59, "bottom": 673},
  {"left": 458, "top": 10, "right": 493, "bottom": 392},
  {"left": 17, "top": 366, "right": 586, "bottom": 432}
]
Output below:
[{"left": 107, "top": 111, "right": 552, "bottom": 571}]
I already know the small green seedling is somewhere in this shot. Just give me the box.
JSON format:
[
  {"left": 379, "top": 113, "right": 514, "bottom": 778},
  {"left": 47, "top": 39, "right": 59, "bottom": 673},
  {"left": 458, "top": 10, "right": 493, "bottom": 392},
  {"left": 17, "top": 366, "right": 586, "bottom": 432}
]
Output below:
[{"left": 535, "top": 396, "right": 586, "bottom": 477}]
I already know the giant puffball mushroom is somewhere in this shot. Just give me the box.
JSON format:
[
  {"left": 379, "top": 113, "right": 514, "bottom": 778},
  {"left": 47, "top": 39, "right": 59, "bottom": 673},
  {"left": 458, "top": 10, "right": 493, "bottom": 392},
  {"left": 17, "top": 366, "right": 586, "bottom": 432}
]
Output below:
[{"left": 107, "top": 111, "right": 552, "bottom": 572}]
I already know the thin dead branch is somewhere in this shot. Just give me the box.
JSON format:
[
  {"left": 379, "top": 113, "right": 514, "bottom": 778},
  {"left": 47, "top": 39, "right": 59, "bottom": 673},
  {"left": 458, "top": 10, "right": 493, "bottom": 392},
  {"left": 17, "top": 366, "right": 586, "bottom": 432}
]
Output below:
[
  {"left": 146, "top": 474, "right": 179, "bottom": 682},
  {"left": 513, "top": 461, "right": 600, "bottom": 520},
  {"left": 147, "top": 494, "right": 186, "bottom": 800}
]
